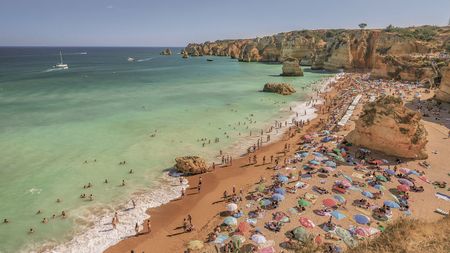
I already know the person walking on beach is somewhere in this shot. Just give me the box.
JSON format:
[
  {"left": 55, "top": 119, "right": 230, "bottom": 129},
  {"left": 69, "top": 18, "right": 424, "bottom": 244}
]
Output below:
[
  {"left": 112, "top": 217, "right": 117, "bottom": 229},
  {"left": 187, "top": 214, "right": 192, "bottom": 226},
  {"left": 135, "top": 222, "right": 139, "bottom": 235}
]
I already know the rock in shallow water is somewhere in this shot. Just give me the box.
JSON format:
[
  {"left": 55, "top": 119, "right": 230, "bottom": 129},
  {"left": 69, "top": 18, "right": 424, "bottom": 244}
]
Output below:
[
  {"left": 175, "top": 156, "right": 208, "bottom": 175},
  {"left": 281, "top": 58, "right": 303, "bottom": 76},
  {"left": 262, "top": 83, "right": 296, "bottom": 95}
]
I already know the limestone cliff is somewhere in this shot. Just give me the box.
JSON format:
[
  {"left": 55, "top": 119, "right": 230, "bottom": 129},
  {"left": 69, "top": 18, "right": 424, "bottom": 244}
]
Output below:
[
  {"left": 185, "top": 26, "right": 449, "bottom": 82},
  {"left": 436, "top": 63, "right": 450, "bottom": 102},
  {"left": 281, "top": 58, "right": 303, "bottom": 76},
  {"left": 346, "top": 96, "right": 428, "bottom": 159}
]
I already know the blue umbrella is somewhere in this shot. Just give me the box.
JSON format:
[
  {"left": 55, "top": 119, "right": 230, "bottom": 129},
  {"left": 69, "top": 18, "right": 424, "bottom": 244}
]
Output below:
[
  {"left": 353, "top": 214, "right": 370, "bottom": 224},
  {"left": 223, "top": 217, "right": 237, "bottom": 226},
  {"left": 274, "top": 187, "right": 286, "bottom": 195},
  {"left": 309, "top": 160, "right": 320, "bottom": 165},
  {"left": 362, "top": 191, "right": 374, "bottom": 198},
  {"left": 373, "top": 184, "right": 385, "bottom": 190},
  {"left": 383, "top": 200, "right": 400, "bottom": 208},
  {"left": 214, "top": 234, "right": 229, "bottom": 244},
  {"left": 331, "top": 210, "right": 346, "bottom": 220},
  {"left": 272, "top": 193, "right": 285, "bottom": 201},
  {"left": 325, "top": 161, "right": 337, "bottom": 168},
  {"left": 278, "top": 175, "right": 289, "bottom": 183},
  {"left": 409, "top": 170, "right": 420, "bottom": 176},
  {"left": 384, "top": 169, "right": 395, "bottom": 175},
  {"left": 312, "top": 152, "right": 324, "bottom": 157},
  {"left": 333, "top": 194, "right": 346, "bottom": 204}
]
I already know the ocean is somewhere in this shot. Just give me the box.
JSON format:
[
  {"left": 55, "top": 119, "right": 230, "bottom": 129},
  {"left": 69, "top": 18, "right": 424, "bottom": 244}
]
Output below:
[{"left": 0, "top": 47, "right": 333, "bottom": 252}]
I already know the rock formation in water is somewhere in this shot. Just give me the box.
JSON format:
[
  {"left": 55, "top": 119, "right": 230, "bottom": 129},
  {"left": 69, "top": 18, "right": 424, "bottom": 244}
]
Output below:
[
  {"left": 436, "top": 63, "right": 450, "bottom": 102},
  {"left": 346, "top": 96, "right": 428, "bottom": 159},
  {"left": 174, "top": 156, "right": 208, "bottom": 175},
  {"left": 262, "top": 83, "right": 296, "bottom": 95},
  {"left": 281, "top": 58, "right": 304, "bottom": 76},
  {"left": 160, "top": 48, "right": 172, "bottom": 55},
  {"left": 184, "top": 26, "right": 449, "bottom": 83},
  {"left": 181, "top": 50, "right": 189, "bottom": 59}
]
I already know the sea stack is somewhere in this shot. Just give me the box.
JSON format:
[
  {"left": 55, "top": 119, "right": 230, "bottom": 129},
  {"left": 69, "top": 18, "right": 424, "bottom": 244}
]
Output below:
[
  {"left": 262, "top": 83, "right": 296, "bottom": 95},
  {"left": 281, "top": 58, "right": 303, "bottom": 76},
  {"left": 174, "top": 156, "right": 208, "bottom": 175},
  {"left": 181, "top": 50, "right": 189, "bottom": 59},
  {"left": 160, "top": 48, "right": 172, "bottom": 55},
  {"left": 346, "top": 96, "right": 428, "bottom": 159},
  {"left": 436, "top": 63, "right": 450, "bottom": 102}
]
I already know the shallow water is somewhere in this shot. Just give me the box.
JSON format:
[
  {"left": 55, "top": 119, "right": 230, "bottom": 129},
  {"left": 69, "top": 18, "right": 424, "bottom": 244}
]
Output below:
[{"left": 0, "top": 47, "right": 332, "bottom": 252}]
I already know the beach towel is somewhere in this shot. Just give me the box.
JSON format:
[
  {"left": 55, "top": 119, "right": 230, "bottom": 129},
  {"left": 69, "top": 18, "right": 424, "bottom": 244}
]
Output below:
[{"left": 435, "top": 192, "right": 450, "bottom": 201}]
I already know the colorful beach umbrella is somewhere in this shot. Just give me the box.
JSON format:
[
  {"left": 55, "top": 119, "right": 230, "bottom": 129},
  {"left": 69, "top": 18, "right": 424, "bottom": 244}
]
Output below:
[
  {"left": 398, "top": 178, "right": 414, "bottom": 187},
  {"left": 397, "top": 184, "right": 410, "bottom": 192},
  {"left": 342, "top": 174, "right": 353, "bottom": 183},
  {"left": 214, "top": 234, "right": 229, "bottom": 244},
  {"left": 231, "top": 234, "right": 246, "bottom": 244},
  {"left": 362, "top": 191, "right": 374, "bottom": 199},
  {"left": 373, "top": 184, "right": 385, "bottom": 191},
  {"left": 353, "top": 214, "right": 370, "bottom": 225},
  {"left": 325, "top": 161, "right": 337, "bottom": 168},
  {"left": 376, "top": 175, "right": 388, "bottom": 182},
  {"left": 331, "top": 210, "right": 346, "bottom": 220},
  {"left": 272, "top": 193, "right": 285, "bottom": 201},
  {"left": 277, "top": 175, "right": 289, "bottom": 183},
  {"left": 309, "top": 160, "right": 320, "bottom": 165},
  {"left": 322, "top": 198, "right": 337, "bottom": 207},
  {"left": 384, "top": 169, "right": 395, "bottom": 175},
  {"left": 383, "top": 200, "right": 400, "bottom": 208},
  {"left": 237, "top": 221, "right": 251, "bottom": 233},
  {"left": 299, "top": 217, "right": 315, "bottom": 228},
  {"left": 223, "top": 216, "right": 237, "bottom": 226},
  {"left": 292, "top": 226, "right": 309, "bottom": 241},
  {"left": 399, "top": 168, "right": 410, "bottom": 174},
  {"left": 226, "top": 203, "right": 238, "bottom": 212},
  {"left": 333, "top": 194, "right": 346, "bottom": 204},
  {"left": 251, "top": 234, "right": 267, "bottom": 244},
  {"left": 274, "top": 187, "right": 286, "bottom": 195},
  {"left": 260, "top": 199, "right": 272, "bottom": 207},
  {"left": 298, "top": 199, "right": 311, "bottom": 207}
]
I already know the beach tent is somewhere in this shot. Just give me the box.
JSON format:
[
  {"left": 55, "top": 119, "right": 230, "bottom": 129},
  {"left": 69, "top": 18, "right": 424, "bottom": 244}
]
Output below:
[
  {"left": 322, "top": 198, "right": 337, "bottom": 208},
  {"left": 187, "top": 240, "right": 204, "bottom": 250},
  {"left": 295, "top": 181, "right": 307, "bottom": 188},
  {"left": 325, "top": 161, "right": 337, "bottom": 168},
  {"left": 383, "top": 200, "right": 400, "bottom": 208},
  {"left": 299, "top": 217, "right": 316, "bottom": 228},
  {"left": 223, "top": 216, "right": 238, "bottom": 226},
  {"left": 331, "top": 210, "right": 346, "bottom": 220},
  {"left": 353, "top": 214, "right": 370, "bottom": 225},
  {"left": 226, "top": 203, "right": 238, "bottom": 212},
  {"left": 251, "top": 234, "right": 267, "bottom": 244}
]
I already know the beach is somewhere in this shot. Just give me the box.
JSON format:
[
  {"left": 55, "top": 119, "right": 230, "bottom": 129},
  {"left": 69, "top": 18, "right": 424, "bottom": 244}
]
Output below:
[{"left": 105, "top": 73, "right": 450, "bottom": 253}]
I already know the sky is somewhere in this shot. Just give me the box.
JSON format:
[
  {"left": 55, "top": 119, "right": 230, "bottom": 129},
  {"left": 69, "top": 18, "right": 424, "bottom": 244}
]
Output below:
[{"left": 0, "top": 0, "right": 449, "bottom": 47}]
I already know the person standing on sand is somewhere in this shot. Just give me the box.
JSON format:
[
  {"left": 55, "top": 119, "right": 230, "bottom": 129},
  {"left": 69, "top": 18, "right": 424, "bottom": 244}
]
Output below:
[
  {"left": 135, "top": 223, "right": 139, "bottom": 235},
  {"left": 112, "top": 217, "right": 117, "bottom": 229},
  {"left": 181, "top": 188, "right": 185, "bottom": 198},
  {"left": 187, "top": 214, "right": 192, "bottom": 226},
  {"left": 146, "top": 220, "right": 151, "bottom": 233}
]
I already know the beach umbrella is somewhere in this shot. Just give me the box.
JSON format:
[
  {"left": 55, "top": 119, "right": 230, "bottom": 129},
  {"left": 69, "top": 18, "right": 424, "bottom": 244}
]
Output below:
[
  {"left": 299, "top": 217, "right": 315, "bottom": 228},
  {"left": 223, "top": 216, "right": 237, "bottom": 226},
  {"left": 333, "top": 148, "right": 341, "bottom": 154},
  {"left": 322, "top": 198, "right": 337, "bottom": 208},
  {"left": 418, "top": 175, "right": 430, "bottom": 183},
  {"left": 256, "top": 184, "right": 265, "bottom": 192},
  {"left": 260, "top": 199, "right": 272, "bottom": 207},
  {"left": 187, "top": 240, "right": 204, "bottom": 250},
  {"left": 272, "top": 193, "right": 284, "bottom": 201},
  {"left": 238, "top": 221, "right": 251, "bottom": 233},
  {"left": 325, "top": 161, "right": 337, "bottom": 168},
  {"left": 338, "top": 180, "right": 352, "bottom": 188},
  {"left": 323, "top": 166, "right": 334, "bottom": 172},
  {"left": 258, "top": 246, "right": 275, "bottom": 253},
  {"left": 397, "top": 184, "right": 410, "bottom": 192},
  {"left": 231, "top": 234, "right": 246, "bottom": 244},
  {"left": 309, "top": 160, "right": 320, "bottom": 165},
  {"left": 277, "top": 175, "right": 289, "bottom": 183},
  {"left": 312, "top": 152, "right": 324, "bottom": 157},
  {"left": 274, "top": 187, "right": 286, "bottom": 195},
  {"left": 298, "top": 199, "right": 311, "bottom": 207},
  {"left": 328, "top": 152, "right": 338, "bottom": 158},
  {"left": 371, "top": 160, "right": 384, "bottom": 165},
  {"left": 335, "top": 156, "right": 345, "bottom": 162},
  {"left": 373, "top": 184, "right": 385, "bottom": 191},
  {"left": 376, "top": 175, "right": 388, "bottom": 182},
  {"left": 331, "top": 210, "right": 346, "bottom": 220},
  {"left": 384, "top": 169, "right": 395, "bottom": 175},
  {"left": 214, "top": 234, "right": 230, "bottom": 244},
  {"left": 383, "top": 200, "right": 400, "bottom": 208},
  {"left": 355, "top": 227, "right": 370, "bottom": 237},
  {"left": 399, "top": 168, "right": 410, "bottom": 174},
  {"left": 398, "top": 178, "right": 413, "bottom": 187},
  {"left": 354, "top": 214, "right": 370, "bottom": 225},
  {"left": 342, "top": 174, "right": 353, "bottom": 183},
  {"left": 362, "top": 191, "right": 374, "bottom": 199},
  {"left": 409, "top": 170, "right": 420, "bottom": 176},
  {"left": 335, "top": 227, "right": 352, "bottom": 239},
  {"left": 226, "top": 203, "right": 238, "bottom": 212},
  {"left": 333, "top": 194, "right": 346, "bottom": 204},
  {"left": 251, "top": 234, "right": 267, "bottom": 244},
  {"left": 295, "top": 181, "right": 306, "bottom": 188},
  {"left": 287, "top": 207, "right": 299, "bottom": 215},
  {"left": 292, "top": 227, "right": 309, "bottom": 241}
]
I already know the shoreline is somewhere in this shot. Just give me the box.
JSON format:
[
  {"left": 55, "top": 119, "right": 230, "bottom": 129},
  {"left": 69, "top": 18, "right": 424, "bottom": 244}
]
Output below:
[
  {"left": 33, "top": 74, "right": 339, "bottom": 253},
  {"left": 104, "top": 74, "right": 348, "bottom": 253}
]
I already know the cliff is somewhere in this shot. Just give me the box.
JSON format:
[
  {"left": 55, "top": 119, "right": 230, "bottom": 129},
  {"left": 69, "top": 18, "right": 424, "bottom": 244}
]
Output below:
[
  {"left": 185, "top": 26, "right": 450, "bottom": 83},
  {"left": 436, "top": 63, "right": 450, "bottom": 102},
  {"left": 346, "top": 96, "right": 428, "bottom": 159}
]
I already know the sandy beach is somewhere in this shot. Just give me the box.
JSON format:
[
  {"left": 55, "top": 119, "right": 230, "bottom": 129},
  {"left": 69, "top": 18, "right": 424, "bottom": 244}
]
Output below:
[{"left": 105, "top": 73, "right": 450, "bottom": 253}]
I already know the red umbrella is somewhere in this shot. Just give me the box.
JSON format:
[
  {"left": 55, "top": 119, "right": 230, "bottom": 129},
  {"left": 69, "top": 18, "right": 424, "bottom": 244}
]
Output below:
[
  {"left": 397, "top": 184, "right": 410, "bottom": 192},
  {"left": 237, "top": 221, "right": 251, "bottom": 233},
  {"left": 322, "top": 198, "right": 337, "bottom": 208},
  {"left": 299, "top": 217, "right": 316, "bottom": 228}
]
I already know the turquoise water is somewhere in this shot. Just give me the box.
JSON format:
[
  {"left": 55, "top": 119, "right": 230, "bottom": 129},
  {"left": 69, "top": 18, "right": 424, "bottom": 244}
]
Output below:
[{"left": 0, "top": 47, "right": 331, "bottom": 252}]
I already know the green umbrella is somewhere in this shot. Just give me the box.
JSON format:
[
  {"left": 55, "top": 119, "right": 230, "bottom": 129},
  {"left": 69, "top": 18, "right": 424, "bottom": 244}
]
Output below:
[
  {"left": 298, "top": 199, "right": 311, "bottom": 207},
  {"left": 376, "top": 175, "right": 388, "bottom": 182},
  {"left": 335, "top": 156, "right": 345, "bottom": 162},
  {"left": 292, "top": 227, "right": 309, "bottom": 241},
  {"left": 256, "top": 183, "right": 265, "bottom": 192},
  {"left": 333, "top": 148, "right": 341, "bottom": 154}
]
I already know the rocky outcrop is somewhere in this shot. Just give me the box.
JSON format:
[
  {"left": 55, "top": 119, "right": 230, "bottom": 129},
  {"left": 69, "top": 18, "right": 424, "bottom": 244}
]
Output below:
[
  {"left": 160, "top": 48, "right": 172, "bottom": 55},
  {"left": 262, "top": 83, "right": 296, "bottom": 95},
  {"left": 181, "top": 50, "right": 189, "bottom": 59},
  {"left": 281, "top": 58, "right": 304, "bottom": 76},
  {"left": 346, "top": 96, "right": 428, "bottom": 159},
  {"left": 184, "top": 26, "right": 449, "bottom": 82},
  {"left": 436, "top": 64, "right": 450, "bottom": 102},
  {"left": 174, "top": 156, "right": 208, "bottom": 175}
]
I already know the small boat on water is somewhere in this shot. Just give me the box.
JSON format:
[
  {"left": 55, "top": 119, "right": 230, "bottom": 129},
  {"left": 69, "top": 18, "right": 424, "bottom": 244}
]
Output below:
[
  {"left": 53, "top": 51, "right": 68, "bottom": 70},
  {"left": 206, "top": 59, "right": 213, "bottom": 62},
  {"left": 128, "top": 57, "right": 136, "bottom": 62}
]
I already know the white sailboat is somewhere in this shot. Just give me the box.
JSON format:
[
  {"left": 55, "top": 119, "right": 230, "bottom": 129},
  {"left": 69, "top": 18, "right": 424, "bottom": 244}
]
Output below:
[{"left": 54, "top": 51, "right": 69, "bottom": 69}]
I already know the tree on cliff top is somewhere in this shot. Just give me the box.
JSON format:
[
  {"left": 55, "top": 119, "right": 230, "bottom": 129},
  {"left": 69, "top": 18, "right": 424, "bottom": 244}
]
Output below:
[{"left": 358, "top": 23, "right": 367, "bottom": 29}]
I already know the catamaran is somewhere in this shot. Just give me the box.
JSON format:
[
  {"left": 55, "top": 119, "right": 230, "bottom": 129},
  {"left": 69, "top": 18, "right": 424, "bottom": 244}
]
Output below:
[{"left": 54, "top": 51, "right": 69, "bottom": 69}]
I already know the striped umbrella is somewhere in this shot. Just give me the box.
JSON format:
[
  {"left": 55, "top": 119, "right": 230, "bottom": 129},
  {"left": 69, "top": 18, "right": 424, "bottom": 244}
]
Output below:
[{"left": 299, "top": 217, "right": 316, "bottom": 228}]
